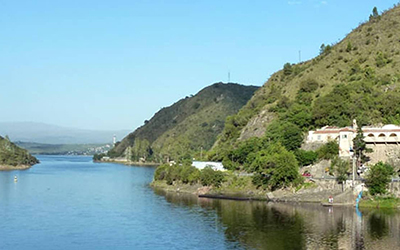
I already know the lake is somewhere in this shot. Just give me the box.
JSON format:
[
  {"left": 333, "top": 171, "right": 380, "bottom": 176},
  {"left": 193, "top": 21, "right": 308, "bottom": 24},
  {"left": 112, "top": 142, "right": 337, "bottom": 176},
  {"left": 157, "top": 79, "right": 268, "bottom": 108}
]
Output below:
[{"left": 1, "top": 156, "right": 399, "bottom": 250}]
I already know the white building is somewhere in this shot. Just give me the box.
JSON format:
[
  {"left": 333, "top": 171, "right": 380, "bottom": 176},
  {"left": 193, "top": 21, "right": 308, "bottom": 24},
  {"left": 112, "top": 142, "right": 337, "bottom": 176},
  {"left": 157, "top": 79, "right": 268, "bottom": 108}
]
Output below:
[
  {"left": 192, "top": 161, "right": 225, "bottom": 171},
  {"left": 307, "top": 120, "right": 400, "bottom": 158}
]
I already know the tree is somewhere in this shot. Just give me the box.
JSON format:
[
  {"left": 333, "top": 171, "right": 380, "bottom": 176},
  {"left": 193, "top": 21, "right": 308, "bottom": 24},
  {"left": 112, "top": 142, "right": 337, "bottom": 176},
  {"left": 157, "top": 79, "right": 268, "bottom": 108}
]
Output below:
[
  {"left": 265, "top": 121, "right": 303, "bottom": 151},
  {"left": 283, "top": 63, "right": 292, "bottom": 76},
  {"left": 250, "top": 143, "right": 300, "bottom": 190},
  {"left": 320, "top": 43, "right": 331, "bottom": 55},
  {"left": 372, "top": 7, "right": 379, "bottom": 18},
  {"left": 316, "top": 141, "right": 339, "bottom": 160},
  {"left": 295, "top": 149, "right": 317, "bottom": 167},
  {"left": 369, "top": 7, "right": 380, "bottom": 21},
  {"left": 353, "top": 126, "right": 372, "bottom": 164},
  {"left": 320, "top": 44, "right": 326, "bottom": 55},
  {"left": 365, "top": 162, "right": 394, "bottom": 195},
  {"left": 200, "top": 166, "right": 225, "bottom": 187},
  {"left": 331, "top": 157, "right": 349, "bottom": 191}
]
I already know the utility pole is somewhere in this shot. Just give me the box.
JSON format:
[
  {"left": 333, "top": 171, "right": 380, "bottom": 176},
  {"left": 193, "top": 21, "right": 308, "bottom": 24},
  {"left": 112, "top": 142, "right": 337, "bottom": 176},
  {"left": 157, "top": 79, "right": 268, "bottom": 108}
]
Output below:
[
  {"left": 299, "top": 50, "right": 301, "bottom": 63},
  {"left": 352, "top": 154, "right": 356, "bottom": 189}
]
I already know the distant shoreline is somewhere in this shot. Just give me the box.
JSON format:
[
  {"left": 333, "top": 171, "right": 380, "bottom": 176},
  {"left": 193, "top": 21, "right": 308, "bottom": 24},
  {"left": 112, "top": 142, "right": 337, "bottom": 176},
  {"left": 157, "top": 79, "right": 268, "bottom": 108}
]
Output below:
[
  {"left": 94, "top": 159, "right": 160, "bottom": 167},
  {"left": 0, "top": 165, "right": 31, "bottom": 171}
]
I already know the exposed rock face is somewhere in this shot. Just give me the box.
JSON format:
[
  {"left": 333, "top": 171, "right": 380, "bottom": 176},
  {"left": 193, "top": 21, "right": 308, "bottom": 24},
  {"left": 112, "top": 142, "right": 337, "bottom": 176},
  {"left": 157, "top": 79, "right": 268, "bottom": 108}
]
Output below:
[
  {"left": 368, "top": 144, "right": 400, "bottom": 166},
  {"left": 238, "top": 110, "right": 275, "bottom": 141},
  {"left": 301, "top": 160, "right": 330, "bottom": 178}
]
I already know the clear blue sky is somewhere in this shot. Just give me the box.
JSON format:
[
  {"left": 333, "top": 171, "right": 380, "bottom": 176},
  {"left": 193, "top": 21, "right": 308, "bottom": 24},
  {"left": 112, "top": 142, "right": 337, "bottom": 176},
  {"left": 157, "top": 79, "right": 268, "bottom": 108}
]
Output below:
[{"left": 1, "top": 0, "right": 397, "bottom": 131}]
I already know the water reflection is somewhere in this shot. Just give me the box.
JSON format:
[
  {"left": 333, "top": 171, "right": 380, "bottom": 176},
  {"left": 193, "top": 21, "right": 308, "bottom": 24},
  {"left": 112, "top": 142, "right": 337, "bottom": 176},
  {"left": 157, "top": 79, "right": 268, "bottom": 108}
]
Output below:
[{"left": 154, "top": 188, "right": 400, "bottom": 250}]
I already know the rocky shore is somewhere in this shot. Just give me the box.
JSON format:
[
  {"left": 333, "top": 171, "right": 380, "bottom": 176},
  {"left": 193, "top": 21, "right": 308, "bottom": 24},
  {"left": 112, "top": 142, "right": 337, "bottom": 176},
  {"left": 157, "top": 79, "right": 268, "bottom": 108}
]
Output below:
[{"left": 150, "top": 179, "right": 349, "bottom": 204}]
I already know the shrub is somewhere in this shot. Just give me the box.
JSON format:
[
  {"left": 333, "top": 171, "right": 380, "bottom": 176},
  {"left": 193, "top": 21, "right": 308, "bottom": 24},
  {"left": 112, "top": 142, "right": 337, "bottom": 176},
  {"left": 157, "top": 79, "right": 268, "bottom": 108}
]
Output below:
[
  {"left": 265, "top": 121, "right": 304, "bottom": 151},
  {"left": 298, "top": 79, "right": 319, "bottom": 93},
  {"left": 346, "top": 41, "right": 352, "bottom": 52},
  {"left": 365, "top": 162, "right": 394, "bottom": 195},
  {"left": 250, "top": 143, "right": 300, "bottom": 190},
  {"left": 93, "top": 153, "right": 106, "bottom": 161},
  {"left": 295, "top": 149, "right": 318, "bottom": 167},
  {"left": 200, "top": 166, "right": 225, "bottom": 187},
  {"left": 316, "top": 141, "right": 339, "bottom": 160},
  {"left": 154, "top": 164, "right": 168, "bottom": 181},
  {"left": 283, "top": 63, "right": 292, "bottom": 76}
]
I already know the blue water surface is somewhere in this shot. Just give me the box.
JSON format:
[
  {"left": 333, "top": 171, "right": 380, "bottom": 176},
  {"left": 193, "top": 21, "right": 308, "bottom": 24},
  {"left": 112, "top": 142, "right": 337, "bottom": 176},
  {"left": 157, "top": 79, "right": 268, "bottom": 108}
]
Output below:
[{"left": 0, "top": 156, "right": 239, "bottom": 250}]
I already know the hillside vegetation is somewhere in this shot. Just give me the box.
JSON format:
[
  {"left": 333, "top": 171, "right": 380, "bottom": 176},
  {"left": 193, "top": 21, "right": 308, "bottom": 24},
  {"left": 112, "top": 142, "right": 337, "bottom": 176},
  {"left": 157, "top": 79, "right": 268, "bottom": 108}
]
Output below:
[
  {"left": 0, "top": 136, "right": 39, "bottom": 167},
  {"left": 213, "top": 5, "right": 400, "bottom": 156},
  {"left": 105, "top": 83, "right": 259, "bottom": 162},
  {"left": 151, "top": 5, "right": 400, "bottom": 194}
]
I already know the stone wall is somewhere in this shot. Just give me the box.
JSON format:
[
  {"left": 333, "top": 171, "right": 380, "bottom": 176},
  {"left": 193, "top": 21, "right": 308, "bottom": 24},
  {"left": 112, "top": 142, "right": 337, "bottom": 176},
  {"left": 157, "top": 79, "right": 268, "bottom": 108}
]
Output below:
[
  {"left": 367, "top": 143, "right": 400, "bottom": 165},
  {"left": 389, "top": 182, "right": 400, "bottom": 197}
]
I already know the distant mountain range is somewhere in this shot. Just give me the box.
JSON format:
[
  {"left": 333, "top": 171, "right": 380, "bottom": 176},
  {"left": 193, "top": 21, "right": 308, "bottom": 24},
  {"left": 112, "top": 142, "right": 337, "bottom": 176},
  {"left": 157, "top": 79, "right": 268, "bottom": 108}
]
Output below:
[{"left": 0, "top": 122, "right": 130, "bottom": 144}]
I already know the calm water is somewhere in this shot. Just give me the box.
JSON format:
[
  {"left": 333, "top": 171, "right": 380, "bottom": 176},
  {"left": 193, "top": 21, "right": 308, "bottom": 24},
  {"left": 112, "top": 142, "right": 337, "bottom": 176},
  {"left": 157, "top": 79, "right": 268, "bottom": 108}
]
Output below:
[{"left": 0, "top": 156, "right": 399, "bottom": 250}]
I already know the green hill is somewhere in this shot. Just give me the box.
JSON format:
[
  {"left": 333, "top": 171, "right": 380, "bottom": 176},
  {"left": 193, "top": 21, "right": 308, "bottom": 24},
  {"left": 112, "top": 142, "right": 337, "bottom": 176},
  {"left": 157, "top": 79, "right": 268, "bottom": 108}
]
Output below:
[
  {"left": 213, "top": 5, "right": 400, "bottom": 155},
  {"left": 105, "top": 82, "right": 259, "bottom": 162},
  {"left": 0, "top": 136, "right": 39, "bottom": 168}
]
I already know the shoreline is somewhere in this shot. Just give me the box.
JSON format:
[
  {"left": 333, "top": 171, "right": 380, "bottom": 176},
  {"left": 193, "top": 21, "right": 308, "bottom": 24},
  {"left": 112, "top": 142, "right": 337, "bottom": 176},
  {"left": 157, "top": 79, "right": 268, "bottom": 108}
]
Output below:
[
  {"left": 0, "top": 165, "right": 31, "bottom": 171},
  {"left": 150, "top": 180, "right": 348, "bottom": 204},
  {"left": 95, "top": 159, "right": 161, "bottom": 166}
]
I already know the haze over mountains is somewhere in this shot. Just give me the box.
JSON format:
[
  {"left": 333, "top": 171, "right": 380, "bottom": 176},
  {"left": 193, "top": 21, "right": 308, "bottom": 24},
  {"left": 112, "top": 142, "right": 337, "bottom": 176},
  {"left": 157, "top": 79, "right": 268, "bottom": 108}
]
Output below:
[{"left": 0, "top": 122, "right": 130, "bottom": 144}]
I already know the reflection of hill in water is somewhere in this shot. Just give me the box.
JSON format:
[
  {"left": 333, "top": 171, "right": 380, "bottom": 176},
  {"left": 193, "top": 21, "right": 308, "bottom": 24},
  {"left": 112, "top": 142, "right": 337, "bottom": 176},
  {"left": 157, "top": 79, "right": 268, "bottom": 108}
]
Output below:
[{"left": 154, "top": 189, "right": 400, "bottom": 250}]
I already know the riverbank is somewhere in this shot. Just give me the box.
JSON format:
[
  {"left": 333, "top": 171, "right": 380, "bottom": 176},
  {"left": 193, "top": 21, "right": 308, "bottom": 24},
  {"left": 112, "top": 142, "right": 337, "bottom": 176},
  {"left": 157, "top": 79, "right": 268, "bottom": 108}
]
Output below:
[
  {"left": 359, "top": 197, "right": 400, "bottom": 209},
  {"left": 150, "top": 177, "right": 347, "bottom": 204},
  {"left": 0, "top": 165, "right": 31, "bottom": 171}
]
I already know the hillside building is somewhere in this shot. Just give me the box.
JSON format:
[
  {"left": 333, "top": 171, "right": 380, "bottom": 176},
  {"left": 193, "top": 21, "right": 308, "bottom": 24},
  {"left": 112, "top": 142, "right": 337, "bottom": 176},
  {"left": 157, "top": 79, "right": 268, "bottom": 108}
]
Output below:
[{"left": 307, "top": 120, "right": 400, "bottom": 160}]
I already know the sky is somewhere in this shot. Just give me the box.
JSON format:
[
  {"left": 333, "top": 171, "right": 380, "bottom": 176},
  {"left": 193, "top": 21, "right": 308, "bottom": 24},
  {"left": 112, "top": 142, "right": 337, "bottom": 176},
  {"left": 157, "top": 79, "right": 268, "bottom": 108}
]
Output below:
[{"left": 1, "top": 0, "right": 398, "bottom": 131}]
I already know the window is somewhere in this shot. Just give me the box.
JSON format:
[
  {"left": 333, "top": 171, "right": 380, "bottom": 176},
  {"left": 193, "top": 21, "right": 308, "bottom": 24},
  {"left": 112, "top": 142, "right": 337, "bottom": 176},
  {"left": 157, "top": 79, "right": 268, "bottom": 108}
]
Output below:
[
  {"left": 317, "top": 135, "right": 321, "bottom": 140},
  {"left": 342, "top": 134, "right": 347, "bottom": 139}
]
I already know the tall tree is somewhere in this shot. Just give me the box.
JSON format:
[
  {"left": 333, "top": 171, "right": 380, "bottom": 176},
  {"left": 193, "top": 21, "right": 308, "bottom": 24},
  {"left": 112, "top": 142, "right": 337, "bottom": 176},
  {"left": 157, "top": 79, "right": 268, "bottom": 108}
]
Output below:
[
  {"left": 372, "top": 7, "right": 379, "bottom": 18},
  {"left": 370, "top": 7, "right": 380, "bottom": 21},
  {"left": 331, "top": 157, "right": 349, "bottom": 191},
  {"left": 352, "top": 126, "right": 372, "bottom": 164}
]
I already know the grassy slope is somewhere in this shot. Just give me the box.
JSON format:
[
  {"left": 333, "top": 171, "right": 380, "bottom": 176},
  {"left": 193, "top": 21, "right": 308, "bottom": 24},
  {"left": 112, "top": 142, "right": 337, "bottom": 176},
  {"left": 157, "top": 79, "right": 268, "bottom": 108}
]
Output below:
[
  {"left": 215, "top": 5, "right": 400, "bottom": 148},
  {"left": 109, "top": 82, "right": 259, "bottom": 159},
  {"left": 0, "top": 136, "right": 39, "bottom": 167}
]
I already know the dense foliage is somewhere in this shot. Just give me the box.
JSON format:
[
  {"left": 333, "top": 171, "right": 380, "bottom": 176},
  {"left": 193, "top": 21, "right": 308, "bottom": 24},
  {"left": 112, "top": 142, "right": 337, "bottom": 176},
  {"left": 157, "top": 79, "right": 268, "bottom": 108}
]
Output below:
[
  {"left": 294, "top": 149, "right": 318, "bottom": 167},
  {"left": 159, "top": 6, "right": 400, "bottom": 191},
  {"left": 105, "top": 83, "right": 258, "bottom": 163},
  {"left": 214, "top": 5, "right": 400, "bottom": 156},
  {"left": 154, "top": 163, "right": 225, "bottom": 187},
  {"left": 365, "top": 162, "right": 394, "bottom": 195},
  {"left": 316, "top": 141, "right": 340, "bottom": 160},
  {"left": 0, "top": 136, "right": 39, "bottom": 166},
  {"left": 250, "top": 143, "right": 301, "bottom": 191}
]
